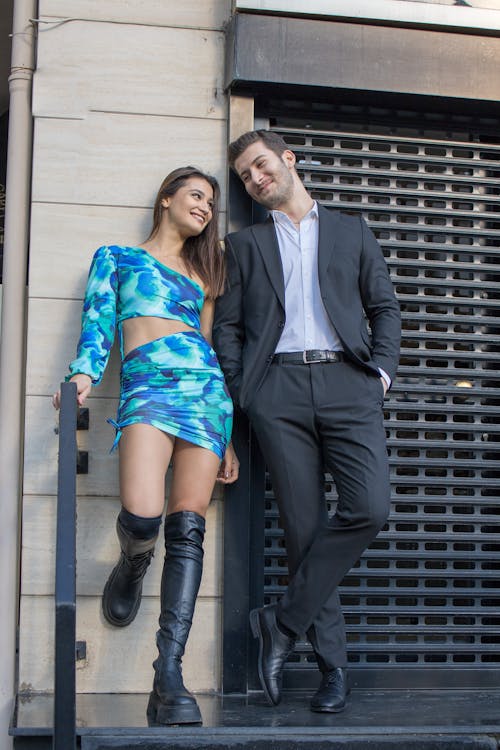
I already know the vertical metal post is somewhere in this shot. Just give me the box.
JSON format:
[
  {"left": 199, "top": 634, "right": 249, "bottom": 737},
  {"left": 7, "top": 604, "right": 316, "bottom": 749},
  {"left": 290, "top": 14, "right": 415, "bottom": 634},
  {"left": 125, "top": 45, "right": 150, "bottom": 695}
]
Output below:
[
  {"left": 222, "top": 93, "right": 269, "bottom": 693},
  {"left": 53, "top": 381, "right": 77, "bottom": 750},
  {"left": 222, "top": 414, "right": 268, "bottom": 694},
  {"left": 0, "top": 2, "right": 36, "bottom": 747}
]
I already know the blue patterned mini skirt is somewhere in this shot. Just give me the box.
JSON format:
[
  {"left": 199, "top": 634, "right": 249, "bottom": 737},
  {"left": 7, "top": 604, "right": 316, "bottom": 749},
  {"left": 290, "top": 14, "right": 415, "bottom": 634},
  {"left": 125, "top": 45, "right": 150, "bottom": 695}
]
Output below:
[{"left": 108, "top": 331, "right": 233, "bottom": 460}]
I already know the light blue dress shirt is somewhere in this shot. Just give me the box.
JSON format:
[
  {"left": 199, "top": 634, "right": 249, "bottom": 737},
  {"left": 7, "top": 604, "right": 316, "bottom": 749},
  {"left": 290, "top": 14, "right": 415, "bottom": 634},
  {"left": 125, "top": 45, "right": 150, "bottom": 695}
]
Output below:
[{"left": 271, "top": 201, "right": 390, "bottom": 388}]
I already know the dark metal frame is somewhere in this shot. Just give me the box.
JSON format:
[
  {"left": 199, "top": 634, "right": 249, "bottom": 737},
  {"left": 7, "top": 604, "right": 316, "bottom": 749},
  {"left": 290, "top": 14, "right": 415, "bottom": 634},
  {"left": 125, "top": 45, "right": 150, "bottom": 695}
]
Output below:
[
  {"left": 222, "top": 6, "right": 500, "bottom": 696},
  {"left": 221, "top": 92, "right": 500, "bottom": 694},
  {"left": 222, "top": 412, "right": 266, "bottom": 693},
  {"left": 222, "top": 171, "right": 269, "bottom": 693},
  {"left": 53, "top": 381, "right": 77, "bottom": 750}
]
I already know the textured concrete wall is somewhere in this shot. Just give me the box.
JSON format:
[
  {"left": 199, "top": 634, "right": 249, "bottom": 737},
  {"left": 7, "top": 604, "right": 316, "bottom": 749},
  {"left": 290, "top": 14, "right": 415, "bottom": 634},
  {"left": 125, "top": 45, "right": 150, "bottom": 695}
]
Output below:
[{"left": 20, "top": 0, "right": 232, "bottom": 695}]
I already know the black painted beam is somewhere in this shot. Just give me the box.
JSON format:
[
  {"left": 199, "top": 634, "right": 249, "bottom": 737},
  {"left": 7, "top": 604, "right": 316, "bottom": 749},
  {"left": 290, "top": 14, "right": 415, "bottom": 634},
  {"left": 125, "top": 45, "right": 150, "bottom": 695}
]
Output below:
[
  {"left": 226, "top": 13, "right": 500, "bottom": 103},
  {"left": 53, "top": 381, "right": 78, "bottom": 750}
]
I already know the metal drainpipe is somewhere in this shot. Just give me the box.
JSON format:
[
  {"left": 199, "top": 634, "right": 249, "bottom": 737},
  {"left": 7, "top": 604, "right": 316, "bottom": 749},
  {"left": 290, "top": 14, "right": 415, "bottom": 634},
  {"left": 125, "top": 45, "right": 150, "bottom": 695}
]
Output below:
[{"left": 0, "top": 0, "right": 36, "bottom": 747}]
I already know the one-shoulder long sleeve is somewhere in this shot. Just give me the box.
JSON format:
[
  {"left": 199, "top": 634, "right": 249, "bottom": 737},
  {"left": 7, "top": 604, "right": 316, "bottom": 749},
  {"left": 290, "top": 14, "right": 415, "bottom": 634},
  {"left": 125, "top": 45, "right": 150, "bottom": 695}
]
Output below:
[{"left": 67, "top": 245, "right": 118, "bottom": 385}]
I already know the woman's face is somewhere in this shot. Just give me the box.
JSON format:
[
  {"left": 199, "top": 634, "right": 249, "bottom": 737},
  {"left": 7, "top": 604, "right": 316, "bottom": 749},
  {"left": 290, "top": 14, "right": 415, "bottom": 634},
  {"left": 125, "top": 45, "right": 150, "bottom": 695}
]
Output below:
[{"left": 161, "top": 177, "right": 214, "bottom": 238}]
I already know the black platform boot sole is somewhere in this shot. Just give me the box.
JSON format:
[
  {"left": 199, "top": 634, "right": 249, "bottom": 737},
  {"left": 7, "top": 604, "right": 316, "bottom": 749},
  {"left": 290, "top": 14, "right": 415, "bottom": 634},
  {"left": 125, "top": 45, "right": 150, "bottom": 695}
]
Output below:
[
  {"left": 101, "top": 566, "right": 142, "bottom": 627},
  {"left": 146, "top": 690, "right": 202, "bottom": 725}
]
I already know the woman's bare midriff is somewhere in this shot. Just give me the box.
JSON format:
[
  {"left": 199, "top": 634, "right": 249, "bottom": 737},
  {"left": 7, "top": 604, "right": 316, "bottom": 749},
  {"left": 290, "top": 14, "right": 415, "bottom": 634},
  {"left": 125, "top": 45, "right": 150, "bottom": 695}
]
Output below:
[{"left": 122, "top": 317, "right": 197, "bottom": 357}]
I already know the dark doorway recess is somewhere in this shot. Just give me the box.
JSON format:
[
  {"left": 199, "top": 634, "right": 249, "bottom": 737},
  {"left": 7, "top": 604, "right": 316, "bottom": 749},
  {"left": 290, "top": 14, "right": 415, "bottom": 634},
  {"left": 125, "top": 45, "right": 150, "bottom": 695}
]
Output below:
[{"left": 223, "top": 98, "right": 500, "bottom": 693}]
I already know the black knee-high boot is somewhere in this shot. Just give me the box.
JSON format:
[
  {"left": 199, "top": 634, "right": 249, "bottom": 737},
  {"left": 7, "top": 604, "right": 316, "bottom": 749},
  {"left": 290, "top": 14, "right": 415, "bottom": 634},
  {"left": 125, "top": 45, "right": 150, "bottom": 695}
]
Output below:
[
  {"left": 147, "top": 510, "right": 205, "bottom": 726},
  {"left": 102, "top": 512, "right": 159, "bottom": 627}
]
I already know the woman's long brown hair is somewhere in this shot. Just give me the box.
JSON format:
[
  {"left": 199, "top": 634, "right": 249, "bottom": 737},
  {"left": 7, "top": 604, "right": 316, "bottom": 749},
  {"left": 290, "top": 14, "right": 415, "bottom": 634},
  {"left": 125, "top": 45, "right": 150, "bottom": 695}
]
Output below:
[{"left": 146, "top": 166, "right": 225, "bottom": 299}]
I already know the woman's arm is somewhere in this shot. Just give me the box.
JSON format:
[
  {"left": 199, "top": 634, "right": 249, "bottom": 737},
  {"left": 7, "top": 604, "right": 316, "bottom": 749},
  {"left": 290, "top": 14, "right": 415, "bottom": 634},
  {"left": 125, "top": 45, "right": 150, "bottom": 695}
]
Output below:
[
  {"left": 200, "top": 297, "right": 215, "bottom": 345},
  {"left": 52, "top": 373, "right": 92, "bottom": 410},
  {"left": 67, "top": 245, "right": 118, "bottom": 385},
  {"left": 200, "top": 296, "right": 240, "bottom": 483},
  {"left": 53, "top": 246, "right": 118, "bottom": 410}
]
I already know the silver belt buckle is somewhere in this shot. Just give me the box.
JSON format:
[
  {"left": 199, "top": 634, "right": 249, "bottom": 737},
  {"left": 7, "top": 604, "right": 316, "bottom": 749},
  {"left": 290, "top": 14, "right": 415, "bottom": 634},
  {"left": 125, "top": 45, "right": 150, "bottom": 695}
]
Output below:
[{"left": 303, "top": 350, "right": 321, "bottom": 364}]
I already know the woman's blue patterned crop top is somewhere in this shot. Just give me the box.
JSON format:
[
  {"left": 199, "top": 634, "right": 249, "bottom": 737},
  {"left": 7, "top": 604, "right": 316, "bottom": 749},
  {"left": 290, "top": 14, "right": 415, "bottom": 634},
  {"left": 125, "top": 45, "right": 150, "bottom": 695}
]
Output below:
[{"left": 68, "top": 245, "right": 205, "bottom": 384}]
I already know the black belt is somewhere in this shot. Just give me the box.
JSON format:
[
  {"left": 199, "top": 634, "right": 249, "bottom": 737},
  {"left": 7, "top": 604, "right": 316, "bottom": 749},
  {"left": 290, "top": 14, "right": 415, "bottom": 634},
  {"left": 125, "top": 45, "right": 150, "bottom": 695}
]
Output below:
[{"left": 272, "top": 350, "right": 345, "bottom": 365}]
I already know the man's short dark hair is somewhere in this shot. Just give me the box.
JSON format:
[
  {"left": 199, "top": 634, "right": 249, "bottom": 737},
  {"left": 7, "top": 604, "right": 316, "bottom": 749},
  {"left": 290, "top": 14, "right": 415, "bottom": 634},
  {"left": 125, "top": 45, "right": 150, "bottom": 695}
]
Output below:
[{"left": 228, "top": 129, "right": 289, "bottom": 170}]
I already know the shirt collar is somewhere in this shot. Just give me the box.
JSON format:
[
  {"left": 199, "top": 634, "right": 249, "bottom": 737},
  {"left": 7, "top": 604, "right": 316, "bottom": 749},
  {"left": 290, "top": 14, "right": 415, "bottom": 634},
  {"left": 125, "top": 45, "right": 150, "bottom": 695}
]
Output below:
[{"left": 271, "top": 200, "right": 318, "bottom": 229}]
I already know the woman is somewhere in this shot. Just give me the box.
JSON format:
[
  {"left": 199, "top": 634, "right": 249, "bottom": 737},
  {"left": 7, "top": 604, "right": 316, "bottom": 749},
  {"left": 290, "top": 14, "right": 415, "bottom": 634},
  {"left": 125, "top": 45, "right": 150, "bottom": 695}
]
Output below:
[{"left": 53, "top": 167, "right": 238, "bottom": 726}]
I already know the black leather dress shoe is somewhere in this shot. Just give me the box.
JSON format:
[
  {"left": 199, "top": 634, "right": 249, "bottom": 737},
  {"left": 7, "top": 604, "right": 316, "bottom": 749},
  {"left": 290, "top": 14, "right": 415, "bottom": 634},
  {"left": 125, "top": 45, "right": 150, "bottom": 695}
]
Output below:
[
  {"left": 249, "top": 604, "right": 295, "bottom": 706},
  {"left": 310, "top": 667, "right": 349, "bottom": 713}
]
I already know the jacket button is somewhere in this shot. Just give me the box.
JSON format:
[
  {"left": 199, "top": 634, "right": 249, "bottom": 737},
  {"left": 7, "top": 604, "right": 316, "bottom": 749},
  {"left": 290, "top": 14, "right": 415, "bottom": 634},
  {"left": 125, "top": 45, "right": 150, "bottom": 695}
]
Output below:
[
  {"left": 266, "top": 355, "right": 273, "bottom": 364},
  {"left": 278, "top": 321, "right": 285, "bottom": 328}
]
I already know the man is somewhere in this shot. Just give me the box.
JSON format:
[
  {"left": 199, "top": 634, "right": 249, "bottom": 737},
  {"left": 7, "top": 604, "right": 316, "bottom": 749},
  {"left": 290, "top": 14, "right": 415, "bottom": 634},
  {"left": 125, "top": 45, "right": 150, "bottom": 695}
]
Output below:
[{"left": 213, "top": 130, "right": 401, "bottom": 713}]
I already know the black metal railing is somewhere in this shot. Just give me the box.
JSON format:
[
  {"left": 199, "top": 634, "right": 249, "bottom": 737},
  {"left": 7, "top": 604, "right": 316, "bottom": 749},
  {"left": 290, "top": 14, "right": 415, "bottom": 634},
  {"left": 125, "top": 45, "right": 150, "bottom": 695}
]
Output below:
[{"left": 54, "top": 381, "right": 77, "bottom": 750}]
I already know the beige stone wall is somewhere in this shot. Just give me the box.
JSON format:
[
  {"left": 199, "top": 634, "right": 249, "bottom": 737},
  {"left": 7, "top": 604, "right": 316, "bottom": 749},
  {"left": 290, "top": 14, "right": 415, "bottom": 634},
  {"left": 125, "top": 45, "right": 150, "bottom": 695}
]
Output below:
[{"left": 21, "top": 0, "right": 232, "bottom": 694}]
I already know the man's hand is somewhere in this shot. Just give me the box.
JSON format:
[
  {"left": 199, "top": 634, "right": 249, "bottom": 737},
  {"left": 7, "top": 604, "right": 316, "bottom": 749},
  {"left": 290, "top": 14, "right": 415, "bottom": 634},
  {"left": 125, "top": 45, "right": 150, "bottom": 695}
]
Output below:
[{"left": 380, "top": 377, "right": 388, "bottom": 397}]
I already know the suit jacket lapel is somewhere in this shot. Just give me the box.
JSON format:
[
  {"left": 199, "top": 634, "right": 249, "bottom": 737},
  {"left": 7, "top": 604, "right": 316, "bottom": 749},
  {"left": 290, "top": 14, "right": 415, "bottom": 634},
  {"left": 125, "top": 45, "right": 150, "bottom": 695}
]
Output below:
[
  {"left": 249, "top": 205, "right": 338, "bottom": 308},
  {"left": 317, "top": 203, "right": 340, "bottom": 282},
  {"left": 251, "top": 217, "right": 285, "bottom": 309}
]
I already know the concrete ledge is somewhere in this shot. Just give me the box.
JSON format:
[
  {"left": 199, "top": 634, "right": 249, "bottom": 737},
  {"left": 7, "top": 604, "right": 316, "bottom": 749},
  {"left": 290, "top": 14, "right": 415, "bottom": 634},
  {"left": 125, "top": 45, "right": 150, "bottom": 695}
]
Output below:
[
  {"left": 81, "top": 734, "right": 498, "bottom": 750},
  {"left": 11, "top": 691, "right": 500, "bottom": 749}
]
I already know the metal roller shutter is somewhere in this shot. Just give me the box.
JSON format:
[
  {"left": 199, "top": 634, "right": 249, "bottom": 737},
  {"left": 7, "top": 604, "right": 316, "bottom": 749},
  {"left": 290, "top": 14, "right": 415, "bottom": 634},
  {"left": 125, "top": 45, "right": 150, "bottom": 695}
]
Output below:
[{"left": 261, "top": 109, "right": 500, "bottom": 687}]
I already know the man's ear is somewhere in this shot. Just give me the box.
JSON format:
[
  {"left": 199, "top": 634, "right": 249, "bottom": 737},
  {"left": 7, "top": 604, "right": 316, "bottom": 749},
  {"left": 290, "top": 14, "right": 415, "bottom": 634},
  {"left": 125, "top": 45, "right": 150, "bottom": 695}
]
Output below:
[{"left": 282, "top": 149, "right": 296, "bottom": 170}]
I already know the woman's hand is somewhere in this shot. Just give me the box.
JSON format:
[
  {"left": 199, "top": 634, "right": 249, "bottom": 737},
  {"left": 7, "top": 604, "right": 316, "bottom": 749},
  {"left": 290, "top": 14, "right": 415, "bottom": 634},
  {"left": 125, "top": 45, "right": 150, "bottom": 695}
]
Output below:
[
  {"left": 217, "top": 443, "right": 240, "bottom": 484},
  {"left": 52, "top": 373, "right": 92, "bottom": 409}
]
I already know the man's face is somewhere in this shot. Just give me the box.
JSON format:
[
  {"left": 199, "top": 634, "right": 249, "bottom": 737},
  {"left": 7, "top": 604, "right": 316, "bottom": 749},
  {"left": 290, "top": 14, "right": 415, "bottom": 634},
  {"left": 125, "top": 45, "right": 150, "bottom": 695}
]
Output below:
[{"left": 234, "top": 141, "right": 295, "bottom": 210}]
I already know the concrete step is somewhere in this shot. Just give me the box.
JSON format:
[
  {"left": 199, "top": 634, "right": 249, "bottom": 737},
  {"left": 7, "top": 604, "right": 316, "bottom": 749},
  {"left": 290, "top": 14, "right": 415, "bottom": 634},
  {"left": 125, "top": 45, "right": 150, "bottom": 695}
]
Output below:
[
  {"left": 11, "top": 690, "right": 500, "bottom": 749},
  {"left": 81, "top": 731, "right": 498, "bottom": 750}
]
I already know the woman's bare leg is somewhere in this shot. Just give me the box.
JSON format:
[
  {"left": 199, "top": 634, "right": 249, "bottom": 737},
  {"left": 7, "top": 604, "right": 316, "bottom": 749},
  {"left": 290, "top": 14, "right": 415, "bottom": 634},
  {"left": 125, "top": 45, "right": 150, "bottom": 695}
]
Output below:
[
  {"left": 102, "top": 424, "right": 174, "bottom": 627},
  {"left": 119, "top": 423, "right": 175, "bottom": 517},
  {"left": 167, "top": 438, "right": 221, "bottom": 517},
  {"left": 148, "top": 438, "right": 221, "bottom": 726}
]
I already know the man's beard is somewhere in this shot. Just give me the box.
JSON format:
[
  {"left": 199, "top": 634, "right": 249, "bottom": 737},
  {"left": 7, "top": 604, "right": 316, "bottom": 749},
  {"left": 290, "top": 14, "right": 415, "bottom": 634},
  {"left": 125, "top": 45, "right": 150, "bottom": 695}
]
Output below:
[{"left": 257, "top": 165, "right": 294, "bottom": 210}]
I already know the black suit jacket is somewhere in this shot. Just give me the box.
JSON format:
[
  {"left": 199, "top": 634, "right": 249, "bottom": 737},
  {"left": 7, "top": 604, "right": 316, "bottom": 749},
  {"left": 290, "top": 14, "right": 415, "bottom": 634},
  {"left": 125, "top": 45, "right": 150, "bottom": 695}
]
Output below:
[{"left": 213, "top": 205, "right": 401, "bottom": 411}]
